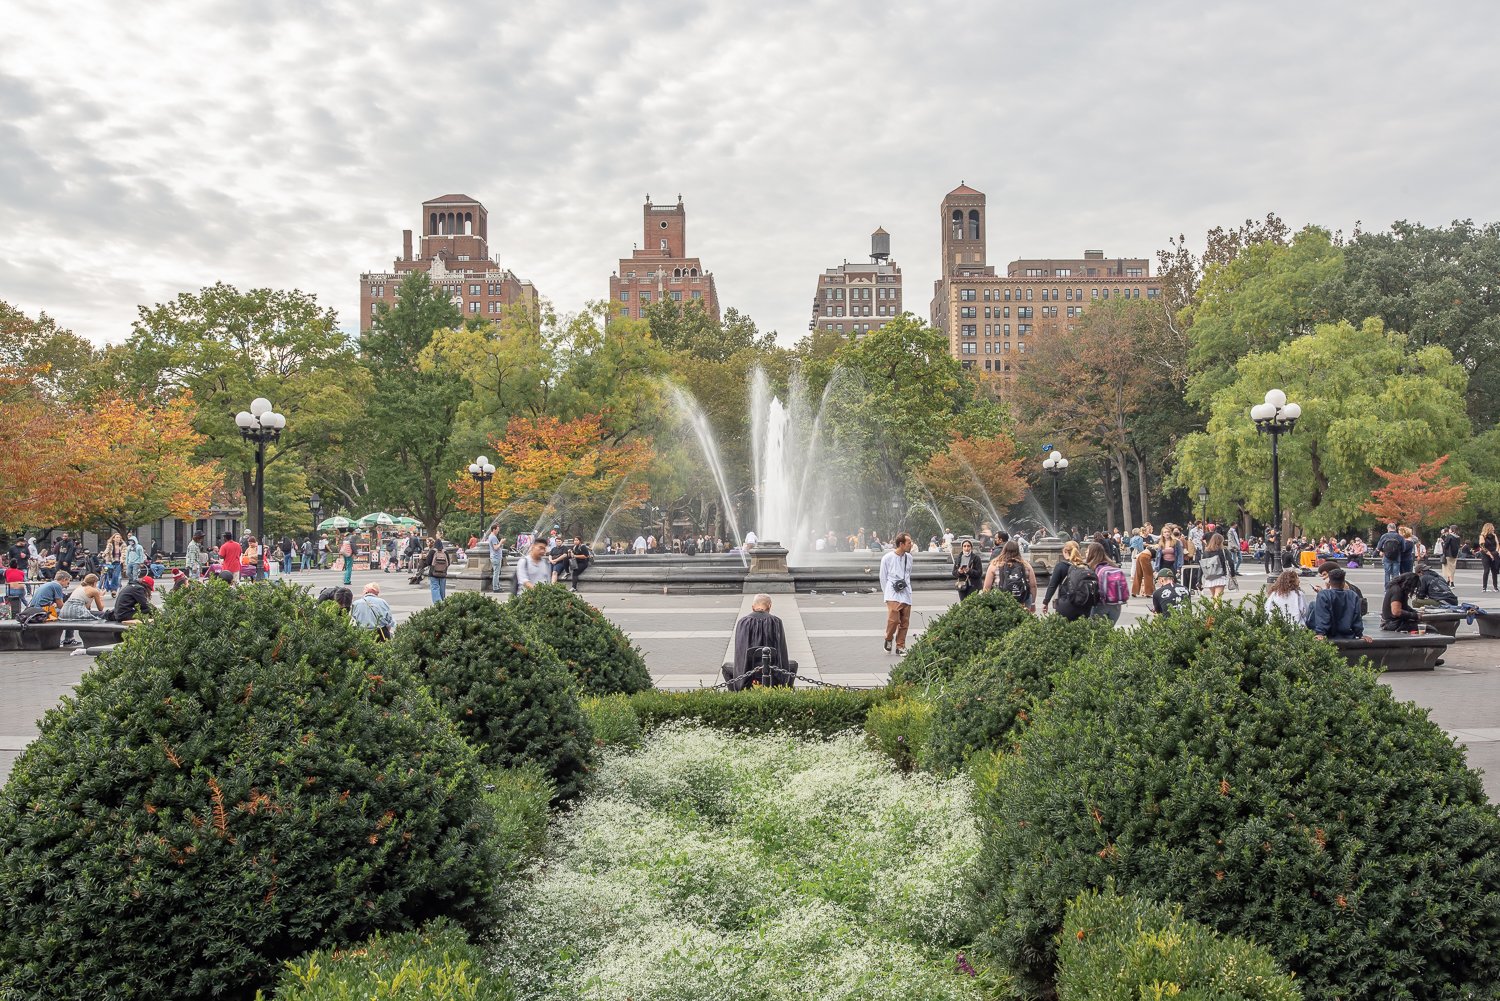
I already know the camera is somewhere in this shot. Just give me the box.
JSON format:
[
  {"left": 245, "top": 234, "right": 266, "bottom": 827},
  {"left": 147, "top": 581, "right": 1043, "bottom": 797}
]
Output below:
[{"left": 892, "top": 578, "right": 909, "bottom": 593}]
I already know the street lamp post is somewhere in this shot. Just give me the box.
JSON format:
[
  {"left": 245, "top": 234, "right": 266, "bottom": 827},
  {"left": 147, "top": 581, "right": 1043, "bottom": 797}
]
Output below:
[
  {"left": 234, "top": 398, "right": 285, "bottom": 543},
  {"left": 1041, "top": 450, "right": 1069, "bottom": 536},
  {"left": 467, "top": 456, "right": 496, "bottom": 537},
  {"left": 308, "top": 493, "right": 322, "bottom": 538},
  {"left": 1250, "top": 389, "right": 1301, "bottom": 575},
  {"left": 1197, "top": 485, "right": 1209, "bottom": 523}
]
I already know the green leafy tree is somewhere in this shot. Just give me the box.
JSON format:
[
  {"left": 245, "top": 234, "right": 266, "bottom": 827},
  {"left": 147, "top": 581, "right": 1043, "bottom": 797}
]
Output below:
[
  {"left": 1338, "top": 219, "right": 1500, "bottom": 427},
  {"left": 0, "top": 301, "right": 98, "bottom": 401},
  {"left": 647, "top": 300, "right": 777, "bottom": 362},
  {"left": 1175, "top": 318, "right": 1471, "bottom": 536},
  {"left": 1186, "top": 227, "right": 1344, "bottom": 405},
  {"left": 362, "top": 271, "right": 471, "bottom": 532},
  {"left": 122, "top": 283, "right": 366, "bottom": 535}
]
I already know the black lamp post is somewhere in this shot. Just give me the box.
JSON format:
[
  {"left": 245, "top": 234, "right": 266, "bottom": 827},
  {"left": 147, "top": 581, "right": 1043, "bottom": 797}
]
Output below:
[
  {"left": 1251, "top": 389, "right": 1301, "bottom": 574},
  {"left": 1197, "top": 485, "right": 1209, "bottom": 523},
  {"left": 467, "top": 456, "right": 495, "bottom": 537},
  {"left": 1042, "top": 449, "right": 1069, "bottom": 536},
  {"left": 234, "top": 398, "right": 285, "bottom": 543},
  {"left": 308, "top": 493, "right": 322, "bottom": 537}
]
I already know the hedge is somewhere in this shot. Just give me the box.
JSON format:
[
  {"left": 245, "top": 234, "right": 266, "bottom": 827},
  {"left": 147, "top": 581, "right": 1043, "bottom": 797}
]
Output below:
[
  {"left": 262, "top": 919, "right": 514, "bottom": 1000},
  {"left": 889, "top": 590, "right": 1029, "bottom": 685},
  {"left": 976, "top": 601, "right": 1500, "bottom": 1000},
  {"left": 506, "top": 583, "right": 653, "bottom": 695},
  {"left": 626, "top": 685, "right": 902, "bottom": 738}
]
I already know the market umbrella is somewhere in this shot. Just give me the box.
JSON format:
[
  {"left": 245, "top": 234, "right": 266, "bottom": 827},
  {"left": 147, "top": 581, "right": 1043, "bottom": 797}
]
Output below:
[
  {"left": 356, "top": 512, "right": 397, "bottom": 528},
  {"left": 394, "top": 516, "right": 422, "bottom": 528},
  {"left": 317, "top": 515, "right": 354, "bottom": 530}
]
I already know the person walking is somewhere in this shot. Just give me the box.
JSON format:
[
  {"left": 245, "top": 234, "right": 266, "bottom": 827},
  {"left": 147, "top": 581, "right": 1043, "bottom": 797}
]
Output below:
[
  {"left": 1264, "top": 568, "right": 1308, "bottom": 625},
  {"left": 1480, "top": 523, "right": 1499, "bottom": 593},
  {"left": 1375, "top": 522, "right": 1403, "bottom": 586},
  {"left": 1040, "top": 540, "right": 1094, "bottom": 621},
  {"left": 339, "top": 532, "right": 355, "bottom": 586},
  {"left": 184, "top": 532, "right": 206, "bottom": 578},
  {"left": 279, "top": 536, "right": 295, "bottom": 575},
  {"left": 300, "top": 537, "right": 313, "bottom": 571},
  {"left": 1086, "top": 542, "right": 1128, "bottom": 626},
  {"left": 1225, "top": 524, "right": 1242, "bottom": 589},
  {"left": 101, "top": 531, "right": 124, "bottom": 595},
  {"left": 952, "top": 539, "right": 983, "bottom": 600},
  {"left": 1397, "top": 525, "right": 1417, "bottom": 576},
  {"left": 879, "top": 532, "right": 915, "bottom": 656},
  {"left": 123, "top": 535, "right": 146, "bottom": 584},
  {"left": 1200, "top": 533, "right": 1230, "bottom": 599},
  {"left": 1261, "top": 527, "right": 1278, "bottom": 574},
  {"left": 515, "top": 540, "right": 551, "bottom": 591},
  {"left": 983, "top": 540, "right": 1037, "bottom": 611},
  {"left": 421, "top": 537, "right": 450, "bottom": 603},
  {"left": 218, "top": 532, "right": 243, "bottom": 582},
  {"left": 1131, "top": 538, "right": 1155, "bottom": 598},
  {"left": 1439, "top": 526, "right": 1461, "bottom": 586}
]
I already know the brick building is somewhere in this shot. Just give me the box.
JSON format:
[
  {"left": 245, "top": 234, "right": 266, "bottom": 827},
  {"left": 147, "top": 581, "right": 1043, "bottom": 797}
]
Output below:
[
  {"left": 928, "top": 183, "right": 1161, "bottom": 382},
  {"left": 609, "top": 195, "right": 720, "bottom": 322},
  {"left": 809, "top": 227, "right": 904, "bottom": 337},
  {"left": 358, "top": 193, "right": 537, "bottom": 333}
]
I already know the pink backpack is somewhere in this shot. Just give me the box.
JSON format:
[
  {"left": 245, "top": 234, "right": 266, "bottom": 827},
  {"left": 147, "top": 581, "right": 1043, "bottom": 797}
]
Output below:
[{"left": 1096, "top": 564, "right": 1129, "bottom": 604}]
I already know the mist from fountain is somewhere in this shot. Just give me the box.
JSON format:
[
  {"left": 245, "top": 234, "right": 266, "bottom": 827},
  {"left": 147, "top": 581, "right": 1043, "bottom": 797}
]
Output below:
[
  {"left": 951, "top": 454, "right": 1010, "bottom": 535},
  {"left": 667, "top": 385, "right": 747, "bottom": 562}
]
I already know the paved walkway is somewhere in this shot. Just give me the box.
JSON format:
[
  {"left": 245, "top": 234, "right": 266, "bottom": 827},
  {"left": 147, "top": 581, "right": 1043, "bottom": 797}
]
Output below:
[{"left": 5, "top": 562, "right": 1500, "bottom": 797}]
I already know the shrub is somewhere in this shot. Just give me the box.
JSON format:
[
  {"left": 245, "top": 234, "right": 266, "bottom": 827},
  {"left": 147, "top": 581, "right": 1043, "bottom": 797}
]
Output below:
[
  {"left": 0, "top": 582, "right": 500, "bottom": 1001},
  {"left": 627, "top": 684, "right": 899, "bottom": 737},
  {"left": 926, "top": 614, "right": 1110, "bottom": 774},
  {"left": 976, "top": 600, "right": 1500, "bottom": 1001},
  {"left": 890, "top": 590, "right": 1029, "bottom": 685},
  {"left": 263, "top": 919, "right": 514, "bottom": 1000},
  {"left": 506, "top": 583, "right": 653, "bottom": 695},
  {"left": 580, "top": 693, "right": 643, "bottom": 748},
  {"left": 864, "top": 694, "right": 934, "bottom": 771},
  {"left": 481, "top": 765, "right": 553, "bottom": 873},
  {"left": 1056, "top": 885, "right": 1300, "bottom": 1001},
  {"left": 388, "top": 591, "right": 593, "bottom": 802}
]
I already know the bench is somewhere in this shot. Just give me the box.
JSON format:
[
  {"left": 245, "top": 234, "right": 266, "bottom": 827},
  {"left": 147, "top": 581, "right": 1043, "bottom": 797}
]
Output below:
[
  {"left": 1417, "top": 609, "right": 1500, "bottom": 638},
  {"left": 1333, "top": 633, "right": 1454, "bottom": 672},
  {"left": 0, "top": 619, "right": 134, "bottom": 651}
]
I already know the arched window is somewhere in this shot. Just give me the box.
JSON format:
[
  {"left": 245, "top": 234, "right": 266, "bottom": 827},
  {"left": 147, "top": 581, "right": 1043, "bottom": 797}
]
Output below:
[
  {"left": 690, "top": 268, "right": 698, "bottom": 276},
  {"left": 429, "top": 212, "right": 438, "bottom": 235},
  {"left": 968, "top": 210, "right": 980, "bottom": 240},
  {"left": 464, "top": 212, "right": 473, "bottom": 235},
  {"left": 673, "top": 267, "right": 682, "bottom": 278},
  {"left": 951, "top": 209, "right": 963, "bottom": 240}
]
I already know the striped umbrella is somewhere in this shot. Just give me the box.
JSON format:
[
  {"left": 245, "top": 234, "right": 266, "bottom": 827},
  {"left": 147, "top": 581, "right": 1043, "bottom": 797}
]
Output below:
[
  {"left": 356, "top": 512, "right": 397, "bottom": 528},
  {"left": 317, "top": 515, "right": 355, "bottom": 530}
]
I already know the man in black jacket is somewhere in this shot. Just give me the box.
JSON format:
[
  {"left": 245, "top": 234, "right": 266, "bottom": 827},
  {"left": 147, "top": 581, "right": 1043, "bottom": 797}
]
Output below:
[
  {"left": 722, "top": 593, "right": 797, "bottom": 690},
  {"left": 107, "top": 575, "right": 155, "bottom": 622}
]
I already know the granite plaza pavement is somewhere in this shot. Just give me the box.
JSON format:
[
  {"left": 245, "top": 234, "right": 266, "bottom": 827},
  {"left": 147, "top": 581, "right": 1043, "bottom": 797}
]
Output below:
[{"left": 5, "top": 560, "right": 1500, "bottom": 798}]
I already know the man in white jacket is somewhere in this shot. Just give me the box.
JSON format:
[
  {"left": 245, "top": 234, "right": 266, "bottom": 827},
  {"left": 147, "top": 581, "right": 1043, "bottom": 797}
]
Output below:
[
  {"left": 515, "top": 540, "right": 552, "bottom": 591},
  {"left": 879, "top": 532, "right": 915, "bottom": 655}
]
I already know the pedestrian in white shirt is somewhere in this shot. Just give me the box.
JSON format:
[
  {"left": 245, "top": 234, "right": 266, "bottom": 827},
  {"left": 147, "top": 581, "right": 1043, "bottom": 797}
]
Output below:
[
  {"left": 515, "top": 541, "right": 552, "bottom": 590},
  {"left": 879, "top": 532, "right": 915, "bottom": 655},
  {"left": 632, "top": 535, "right": 647, "bottom": 555}
]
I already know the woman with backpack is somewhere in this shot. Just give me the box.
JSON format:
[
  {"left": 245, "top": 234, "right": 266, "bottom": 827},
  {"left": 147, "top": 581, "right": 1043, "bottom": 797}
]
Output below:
[
  {"left": 1041, "top": 541, "right": 1093, "bottom": 621},
  {"left": 421, "top": 537, "right": 451, "bottom": 603},
  {"left": 1481, "top": 523, "right": 1500, "bottom": 592},
  {"left": 1200, "top": 532, "right": 1230, "bottom": 599},
  {"left": 952, "top": 539, "right": 984, "bottom": 600},
  {"left": 983, "top": 540, "right": 1037, "bottom": 612},
  {"left": 1086, "top": 542, "right": 1128, "bottom": 625}
]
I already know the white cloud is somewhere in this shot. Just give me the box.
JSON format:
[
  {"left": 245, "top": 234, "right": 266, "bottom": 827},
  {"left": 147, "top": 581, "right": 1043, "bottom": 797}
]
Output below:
[{"left": 2, "top": 0, "right": 1499, "bottom": 344}]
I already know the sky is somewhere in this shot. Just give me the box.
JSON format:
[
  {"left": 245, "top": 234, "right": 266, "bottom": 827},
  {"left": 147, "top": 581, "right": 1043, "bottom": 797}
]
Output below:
[{"left": 4, "top": 0, "right": 1500, "bottom": 347}]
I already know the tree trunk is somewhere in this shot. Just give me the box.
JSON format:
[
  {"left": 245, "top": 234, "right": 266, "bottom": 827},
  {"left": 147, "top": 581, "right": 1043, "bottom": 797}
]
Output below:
[
  {"left": 1101, "top": 464, "right": 1116, "bottom": 532},
  {"left": 1132, "top": 449, "right": 1151, "bottom": 526},
  {"left": 1114, "top": 450, "right": 1135, "bottom": 533}
]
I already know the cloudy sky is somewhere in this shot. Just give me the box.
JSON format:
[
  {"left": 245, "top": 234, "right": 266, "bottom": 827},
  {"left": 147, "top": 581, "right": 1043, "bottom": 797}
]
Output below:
[{"left": 4, "top": 1, "right": 1499, "bottom": 346}]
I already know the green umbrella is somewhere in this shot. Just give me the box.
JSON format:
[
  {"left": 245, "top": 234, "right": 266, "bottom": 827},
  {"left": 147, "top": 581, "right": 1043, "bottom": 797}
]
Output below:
[
  {"left": 317, "top": 515, "right": 354, "bottom": 530},
  {"left": 394, "top": 516, "right": 422, "bottom": 528},
  {"left": 356, "top": 512, "right": 396, "bottom": 528}
]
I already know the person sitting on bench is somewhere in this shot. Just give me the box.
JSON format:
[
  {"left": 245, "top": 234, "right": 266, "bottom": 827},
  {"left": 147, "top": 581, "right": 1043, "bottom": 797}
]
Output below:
[
  {"left": 722, "top": 593, "right": 798, "bottom": 691},
  {"left": 1411, "top": 566, "right": 1458, "bottom": 608},
  {"left": 1307, "top": 566, "right": 1369, "bottom": 642},
  {"left": 1381, "top": 572, "right": 1421, "bottom": 632},
  {"left": 107, "top": 575, "right": 155, "bottom": 622}
]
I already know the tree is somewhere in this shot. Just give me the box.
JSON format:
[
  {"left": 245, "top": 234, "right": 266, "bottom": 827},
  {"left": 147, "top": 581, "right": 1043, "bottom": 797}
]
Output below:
[
  {"left": 1361, "top": 455, "right": 1469, "bottom": 532},
  {"left": 917, "top": 431, "right": 1027, "bottom": 529},
  {"left": 0, "top": 301, "right": 98, "bottom": 401},
  {"left": 646, "top": 301, "right": 777, "bottom": 362},
  {"left": 362, "top": 272, "right": 471, "bottom": 532},
  {"left": 453, "top": 414, "right": 653, "bottom": 533},
  {"left": 122, "top": 283, "right": 365, "bottom": 535},
  {"left": 1174, "top": 319, "right": 1472, "bottom": 537},
  {"left": 1185, "top": 227, "right": 1344, "bottom": 406},
  {"left": 1339, "top": 219, "right": 1500, "bottom": 427}
]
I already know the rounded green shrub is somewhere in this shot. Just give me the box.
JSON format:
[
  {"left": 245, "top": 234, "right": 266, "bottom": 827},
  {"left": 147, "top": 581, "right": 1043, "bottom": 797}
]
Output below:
[
  {"left": 389, "top": 591, "right": 593, "bottom": 802},
  {"left": 507, "top": 583, "right": 652, "bottom": 695},
  {"left": 264, "top": 919, "right": 514, "bottom": 1000},
  {"left": 580, "top": 693, "right": 644, "bottom": 748},
  {"left": 864, "top": 695, "right": 934, "bottom": 771},
  {"left": 890, "top": 590, "right": 1029, "bottom": 685},
  {"left": 1056, "top": 884, "right": 1300, "bottom": 1001},
  {"left": 0, "top": 582, "right": 500, "bottom": 1001},
  {"left": 976, "top": 601, "right": 1500, "bottom": 1000},
  {"left": 926, "top": 614, "right": 1110, "bottom": 774}
]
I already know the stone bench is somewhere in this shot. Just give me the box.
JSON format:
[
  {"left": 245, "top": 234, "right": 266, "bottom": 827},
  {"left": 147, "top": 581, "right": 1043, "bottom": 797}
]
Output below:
[
  {"left": 1333, "top": 633, "right": 1454, "bottom": 672},
  {"left": 1417, "top": 609, "right": 1500, "bottom": 638}
]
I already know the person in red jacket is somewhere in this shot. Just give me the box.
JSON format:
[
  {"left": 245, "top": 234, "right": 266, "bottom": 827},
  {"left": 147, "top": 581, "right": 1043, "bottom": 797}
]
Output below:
[{"left": 218, "top": 532, "right": 243, "bottom": 582}]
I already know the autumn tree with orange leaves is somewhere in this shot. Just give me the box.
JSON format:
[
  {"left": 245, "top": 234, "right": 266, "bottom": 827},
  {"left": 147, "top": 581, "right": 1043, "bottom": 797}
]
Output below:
[
  {"left": 918, "top": 432, "right": 1028, "bottom": 527},
  {"left": 451, "top": 414, "right": 652, "bottom": 534},
  {"left": 1361, "top": 454, "right": 1469, "bottom": 533}
]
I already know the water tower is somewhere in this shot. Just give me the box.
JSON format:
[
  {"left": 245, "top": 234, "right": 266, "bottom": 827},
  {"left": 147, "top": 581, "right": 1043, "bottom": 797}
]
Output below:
[{"left": 871, "top": 226, "right": 890, "bottom": 263}]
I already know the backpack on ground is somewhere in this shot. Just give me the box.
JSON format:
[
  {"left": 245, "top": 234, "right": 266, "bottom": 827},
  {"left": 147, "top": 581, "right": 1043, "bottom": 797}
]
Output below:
[
  {"left": 1000, "top": 562, "right": 1030, "bottom": 604},
  {"left": 1096, "top": 564, "right": 1129, "bottom": 605},
  {"left": 430, "top": 547, "right": 450, "bottom": 574},
  {"left": 1379, "top": 535, "right": 1403, "bottom": 560},
  {"left": 1063, "top": 564, "right": 1100, "bottom": 608}
]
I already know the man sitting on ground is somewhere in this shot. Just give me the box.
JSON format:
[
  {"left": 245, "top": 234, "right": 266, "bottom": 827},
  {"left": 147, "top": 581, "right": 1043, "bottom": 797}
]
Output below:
[
  {"left": 1150, "top": 567, "right": 1191, "bottom": 616},
  {"left": 1381, "top": 572, "right": 1421, "bottom": 632},
  {"left": 1308, "top": 566, "right": 1369, "bottom": 641},
  {"left": 722, "top": 593, "right": 798, "bottom": 691}
]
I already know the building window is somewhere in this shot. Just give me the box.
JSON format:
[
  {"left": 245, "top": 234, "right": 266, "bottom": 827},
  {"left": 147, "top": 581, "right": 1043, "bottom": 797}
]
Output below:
[
  {"left": 1126, "top": 268, "right": 1144, "bottom": 277},
  {"left": 641, "top": 291, "right": 652, "bottom": 302},
  {"left": 671, "top": 291, "right": 682, "bottom": 301},
  {"left": 959, "top": 288, "right": 976, "bottom": 301},
  {"left": 1091, "top": 288, "right": 1100, "bottom": 300},
  {"left": 951, "top": 209, "right": 964, "bottom": 240},
  {"left": 371, "top": 303, "right": 379, "bottom": 317},
  {"left": 1017, "top": 324, "right": 1031, "bottom": 335},
  {"left": 1025, "top": 288, "right": 1034, "bottom": 301},
  {"left": 1018, "top": 342, "right": 1027, "bottom": 354},
  {"left": 620, "top": 308, "right": 630, "bottom": 317},
  {"left": 961, "top": 341, "right": 976, "bottom": 355},
  {"left": 1146, "top": 287, "right": 1160, "bottom": 299},
  {"left": 1002, "top": 341, "right": 1010, "bottom": 351},
  {"left": 468, "top": 301, "right": 480, "bottom": 313},
  {"left": 489, "top": 302, "right": 501, "bottom": 313},
  {"left": 1004, "top": 289, "right": 1012, "bottom": 301},
  {"left": 960, "top": 306, "right": 976, "bottom": 319},
  {"left": 961, "top": 325, "right": 976, "bottom": 337},
  {"left": 1056, "top": 268, "right": 1071, "bottom": 277},
  {"left": 1004, "top": 324, "right": 1010, "bottom": 335},
  {"left": 469, "top": 284, "right": 481, "bottom": 295},
  {"left": 372, "top": 285, "right": 384, "bottom": 297},
  {"left": 983, "top": 289, "right": 992, "bottom": 301},
  {"left": 620, "top": 290, "right": 630, "bottom": 301},
  {"left": 1017, "top": 307, "right": 1032, "bottom": 319},
  {"left": 968, "top": 209, "right": 980, "bottom": 240},
  {"left": 1065, "top": 288, "right": 1073, "bottom": 300}
]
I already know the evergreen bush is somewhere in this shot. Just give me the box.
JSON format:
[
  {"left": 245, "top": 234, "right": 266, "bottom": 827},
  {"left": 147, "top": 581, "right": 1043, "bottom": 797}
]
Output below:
[
  {"left": 580, "top": 693, "right": 644, "bottom": 748},
  {"left": 864, "top": 694, "right": 934, "bottom": 771},
  {"left": 926, "top": 614, "right": 1110, "bottom": 774},
  {"left": 389, "top": 591, "right": 593, "bottom": 802},
  {"left": 0, "top": 582, "right": 500, "bottom": 1001},
  {"left": 976, "top": 601, "right": 1500, "bottom": 1000},
  {"left": 506, "top": 583, "right": 653, "bottom": 695},
  {"left": 480, "top": 765, "right": 553, "bottom": 874},
  {"left": 263, "top": 919, "right": 514, "bottom": 1000},
  {"left": 1055, "top": 885, "right": 1300, "bottom": 1001},
  {"left": 889, "top": 590, "right": 1029, "bottom": 685},
  {"left": 627, "top": 685, "right": 899, "bottom": 737}
]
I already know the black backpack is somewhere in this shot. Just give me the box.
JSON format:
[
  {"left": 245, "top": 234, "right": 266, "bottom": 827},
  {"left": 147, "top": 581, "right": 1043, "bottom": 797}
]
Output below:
[
  {"left": 1063, "top": 564, "right": 1100, "bottom": 608},
  {"left": 1000, "top": 563, "right": 1030, "bottom": 603},
  {"left": 1379, "top": 535, "right": 1403, "bottom": 560}
]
